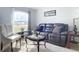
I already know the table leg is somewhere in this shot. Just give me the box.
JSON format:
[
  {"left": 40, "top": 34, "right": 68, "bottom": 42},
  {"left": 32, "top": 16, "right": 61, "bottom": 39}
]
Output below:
[
  {"left": 37, "top": 41, "right": 39, "bottom": 52},
  {"left": 25, "top": 38, "right": 27, "bottom": 44},
  {"left": 25, "top": 38, "right": 28, "bottom": 52},
  {"left": 19, "top": 38, "right": 21, "bottom": 48},
  {"left": 11, "top": 42, "right": 13, "bottom": 52},
  {"left": 44, "top": 40, "right": 46, "bottom": 48}
]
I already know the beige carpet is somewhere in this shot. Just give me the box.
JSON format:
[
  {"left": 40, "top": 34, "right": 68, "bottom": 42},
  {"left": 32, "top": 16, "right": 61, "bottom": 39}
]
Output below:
[
  {"left": 71, "top": 43, "right": 79, "bottom": 51},
  {"left": 2, "top": 39, "right": 76, "bottom": 52}
]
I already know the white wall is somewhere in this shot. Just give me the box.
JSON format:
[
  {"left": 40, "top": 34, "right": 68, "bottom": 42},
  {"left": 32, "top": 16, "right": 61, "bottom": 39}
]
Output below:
[
  {"left": 36, "top": 7, "right": 74, "bottom": 31},
  {"left": 0, "top": 7, "right": 12, "bottom": 25}
]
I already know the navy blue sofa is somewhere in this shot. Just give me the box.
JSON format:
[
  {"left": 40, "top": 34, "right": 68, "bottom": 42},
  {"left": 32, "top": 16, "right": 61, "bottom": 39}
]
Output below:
[{"left": 36, "top": 23, "right": 68, "bottom": 47}]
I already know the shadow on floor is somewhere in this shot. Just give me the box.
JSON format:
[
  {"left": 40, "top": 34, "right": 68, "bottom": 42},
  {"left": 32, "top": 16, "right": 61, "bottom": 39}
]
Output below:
[{"left": 3, "top": 47, "right": 20, "bottom": 52}]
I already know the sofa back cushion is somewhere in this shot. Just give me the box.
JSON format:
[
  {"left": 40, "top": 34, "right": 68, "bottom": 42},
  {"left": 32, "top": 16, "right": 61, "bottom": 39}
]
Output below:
[
  {"left": 36, "top": 23, "right": 68, "bottom": 33},
  {"left": 36, "top": 23, "right": 46, "bottom": 32},
  {"left": 36, "top": 26, "right": 44, "bottom": 32},
  {"left": 54, "top": 23, "right": 68, "bottom": 32},
  {"left": 44, "top": 24, "right": 54, "bottom": 33}
]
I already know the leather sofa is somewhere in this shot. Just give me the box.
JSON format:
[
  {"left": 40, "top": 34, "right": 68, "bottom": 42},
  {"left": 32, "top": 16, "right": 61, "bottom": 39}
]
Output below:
[{"left": 36, "top": 23, "right": 68, "bottom": 47}]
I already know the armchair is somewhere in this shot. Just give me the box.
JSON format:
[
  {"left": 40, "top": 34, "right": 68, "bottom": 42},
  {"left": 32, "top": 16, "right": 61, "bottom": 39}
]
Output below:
[
  {"left": 0, "top": 33, "right": 11, "bottom": 51},
  {"left": 0, "top": 25, "right": 11, "bottom": 51}
]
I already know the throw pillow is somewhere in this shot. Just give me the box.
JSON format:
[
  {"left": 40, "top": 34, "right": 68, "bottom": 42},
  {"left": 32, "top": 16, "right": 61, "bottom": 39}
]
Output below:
[{"left": 52, "top": 25, "right": 62, "bottom": 33}]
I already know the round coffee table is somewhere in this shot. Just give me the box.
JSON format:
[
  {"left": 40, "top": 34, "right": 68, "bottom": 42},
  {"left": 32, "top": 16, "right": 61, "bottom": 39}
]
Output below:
[{"left": 26, "top": 34, "right": 45, "bottom": 52}]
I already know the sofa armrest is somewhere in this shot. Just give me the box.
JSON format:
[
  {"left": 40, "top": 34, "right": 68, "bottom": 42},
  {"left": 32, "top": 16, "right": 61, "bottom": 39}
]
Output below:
[
  {"left": 49, "top": 32, "right": 61, "bottom": 38},
  {"left": 60, "top": 32, "right": 68, "bottom": 46},
  {"left": 49, "top": 32, "right": 68, "bottom": 36},
  {"left": 60, "top": 32, "right": 68, "bottom": 36}
]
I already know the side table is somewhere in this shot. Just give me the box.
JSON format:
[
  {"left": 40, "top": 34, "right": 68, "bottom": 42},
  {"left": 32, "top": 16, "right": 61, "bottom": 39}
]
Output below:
[{"left": 66, "top": 31, "right": 79, "bottom": 48}]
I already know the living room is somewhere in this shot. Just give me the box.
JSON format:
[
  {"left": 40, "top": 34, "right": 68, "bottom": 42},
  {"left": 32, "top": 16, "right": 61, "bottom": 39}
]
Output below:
[{"left": 0, "top": 7, "right": 79, "bottom": 52}]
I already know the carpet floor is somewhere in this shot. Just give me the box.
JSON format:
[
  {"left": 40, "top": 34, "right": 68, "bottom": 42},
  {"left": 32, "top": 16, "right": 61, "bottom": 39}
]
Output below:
[{"left": 1, "top": 39, "right": 76, "bottom": 52}]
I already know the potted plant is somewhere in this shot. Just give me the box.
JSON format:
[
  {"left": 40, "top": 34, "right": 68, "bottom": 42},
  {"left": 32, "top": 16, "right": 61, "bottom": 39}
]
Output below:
[{"left": 73, "top": 25, "right": 77, "bottom": 34}]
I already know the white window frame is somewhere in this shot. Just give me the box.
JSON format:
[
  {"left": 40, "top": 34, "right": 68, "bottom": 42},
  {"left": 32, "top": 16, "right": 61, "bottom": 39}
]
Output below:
[{"left": 12, "top": 10, "right": 29, "bottom": 33}]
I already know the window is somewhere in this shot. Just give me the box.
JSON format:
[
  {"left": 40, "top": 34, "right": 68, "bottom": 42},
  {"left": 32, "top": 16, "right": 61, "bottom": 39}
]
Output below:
[{"left": 12, "top": 11, "right": 29, "bottom": 33}]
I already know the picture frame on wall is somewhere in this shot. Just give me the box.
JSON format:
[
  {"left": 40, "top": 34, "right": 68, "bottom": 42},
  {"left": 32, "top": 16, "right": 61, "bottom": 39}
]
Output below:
[{"left": 44, "top": 10, "right": 56, "bottom": 17}]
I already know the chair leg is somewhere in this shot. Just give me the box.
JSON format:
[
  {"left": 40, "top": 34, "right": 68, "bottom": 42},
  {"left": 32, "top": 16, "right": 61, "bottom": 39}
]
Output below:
[
  {"left": 1, "top": 41, "right": 3, "bottom": 50},
  {"left": 26, "top": 43, "right": 28, "bottom": 52},
  {"left": 11, "top": 42, "right": 13, "bottom": 52},
  {"left": 16, "top": 40, "right": 18, "bottom": 47},
  {"left": 44, "top": 35, "right": 47, "bottom": 48}
]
